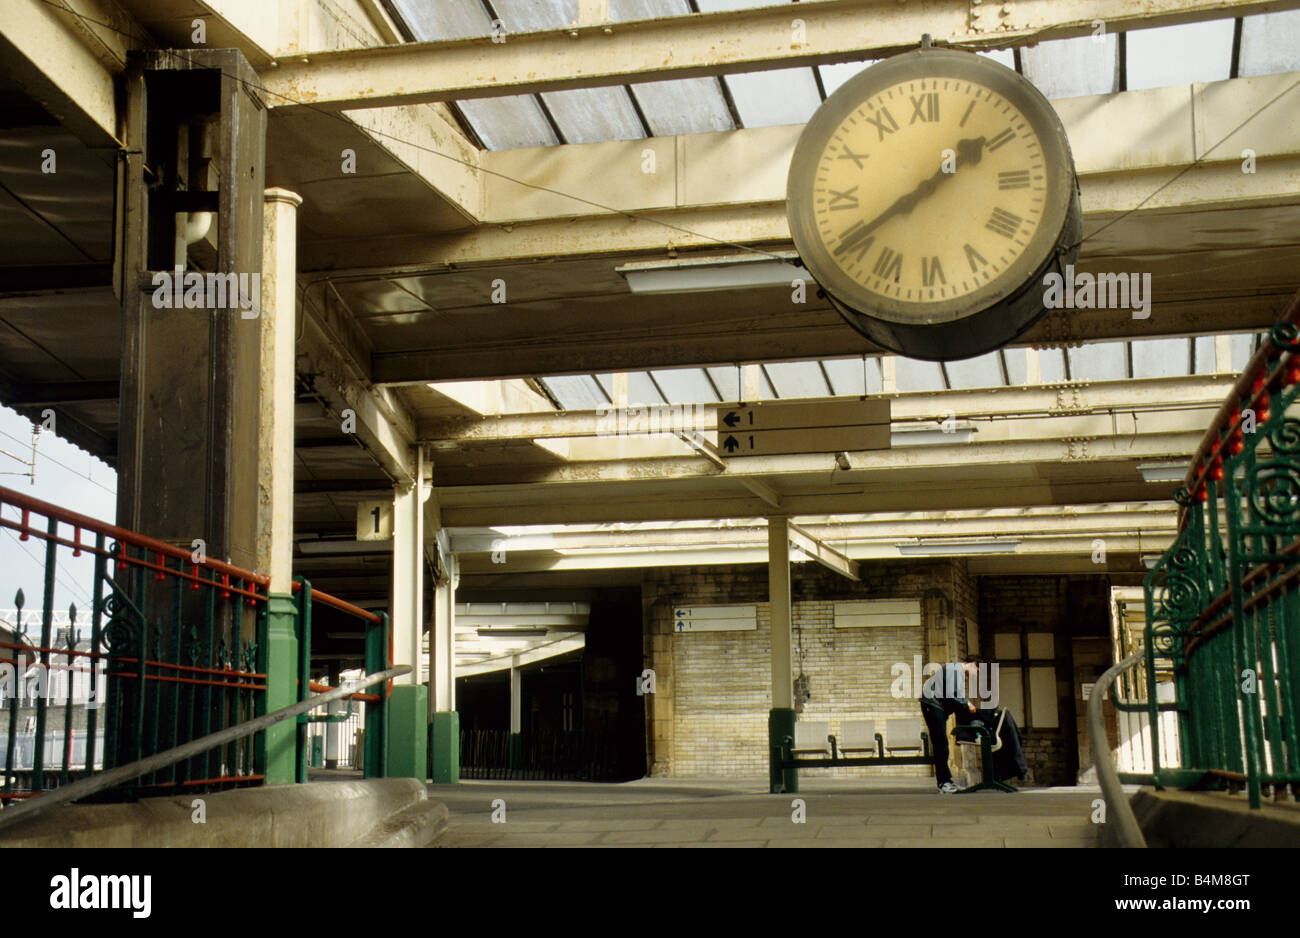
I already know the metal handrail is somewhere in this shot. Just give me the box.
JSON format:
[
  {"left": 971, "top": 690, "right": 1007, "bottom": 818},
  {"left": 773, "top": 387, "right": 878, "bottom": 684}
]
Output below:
[
  {"left": 0, "top": 665, "right": 411, "bottom": 835},
  {"left": 1089, "top": 649, "right": 1147, "bottom": 848}
]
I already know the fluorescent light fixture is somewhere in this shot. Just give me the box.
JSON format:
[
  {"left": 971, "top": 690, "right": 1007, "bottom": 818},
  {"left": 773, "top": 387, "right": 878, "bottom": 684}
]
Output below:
[
  {"left": 617, "top": 252, "right": 804, "bottom": 294},
  {"left": 1137, "top": 462, "right": 1190, "bottom": 483},
  {"left": 1141, "top": 554, "right": 1163, "bottom": 569},
  {"left": 897, "top": 539, "right": 1020, "bottom": 556},
  {"left": 891, "top": 422, "right": 976, "bottom": 446}
]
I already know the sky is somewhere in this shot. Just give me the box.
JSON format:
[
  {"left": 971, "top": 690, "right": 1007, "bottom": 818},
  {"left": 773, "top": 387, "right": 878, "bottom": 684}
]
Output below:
[{"left": 0, "top": 404, "right": 117, "bottom": 635}]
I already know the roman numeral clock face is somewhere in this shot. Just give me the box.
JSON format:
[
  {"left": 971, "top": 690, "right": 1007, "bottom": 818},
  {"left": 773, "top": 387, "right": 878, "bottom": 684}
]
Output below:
[{"left": 787, "top": 49, "right": 1081, "bottom": 361}]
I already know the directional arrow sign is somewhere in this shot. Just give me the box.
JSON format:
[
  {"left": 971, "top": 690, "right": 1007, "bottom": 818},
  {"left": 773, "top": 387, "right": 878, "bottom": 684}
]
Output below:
[{"left": 716, "top": 398, "right": 890, "bottom": 457}]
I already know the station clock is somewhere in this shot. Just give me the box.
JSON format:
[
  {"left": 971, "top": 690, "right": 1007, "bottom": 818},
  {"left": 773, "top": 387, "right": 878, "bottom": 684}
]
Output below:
[{"left": 786, "top": 45, "right": 1082, "bottom": 361}]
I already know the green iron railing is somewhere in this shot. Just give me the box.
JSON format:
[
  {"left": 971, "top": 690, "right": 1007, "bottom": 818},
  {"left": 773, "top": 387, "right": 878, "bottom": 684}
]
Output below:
[
  {"left": 0, "top": 484, "right": 392, "bottom": 807},
  {"left": 1136, "top": 305, "right": 1300, "bottom": 809},
  {"left": 292, "top": 577, "right": 390, "bottom": 783}
]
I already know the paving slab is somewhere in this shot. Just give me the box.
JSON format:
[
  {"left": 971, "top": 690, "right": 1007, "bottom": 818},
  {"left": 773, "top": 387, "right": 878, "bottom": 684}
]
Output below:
[{"left": 428, "top": 777, "right": 1103, "bottom": 849}]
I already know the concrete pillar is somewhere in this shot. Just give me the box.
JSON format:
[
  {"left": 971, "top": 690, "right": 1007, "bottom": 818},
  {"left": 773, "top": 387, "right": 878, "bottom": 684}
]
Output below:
[
  {"left": 430, "top": 557, "right": 456, "bottom": 712},
  {"left": 508, "top": 657, "right": 523, "bottom": 769},
  {"left": 114, "top": 48, "right": 277, "bottom": 776},
  {"left": 428, "top": 549, "right": 459, "bottom": 782},
  {"left": 390, "top": 473, "right": 425, "bottom": 686},
  {"left": 768, "top": 516, "right": 796, "bottom": 793},
  {"left": 387, "top": 454, "right": 429, "bottom": 780},
  {"left": 259, "top": 187, "right": 302, "bottom": 786}
]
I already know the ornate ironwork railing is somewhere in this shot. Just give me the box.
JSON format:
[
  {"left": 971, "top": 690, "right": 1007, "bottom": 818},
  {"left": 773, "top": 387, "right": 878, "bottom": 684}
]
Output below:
[
  {"left": 1136, "top": 299, "right": 1300, "bottom": 809},
  {"left": 0, "top": 484, "right": 391, "bottom": 806}
]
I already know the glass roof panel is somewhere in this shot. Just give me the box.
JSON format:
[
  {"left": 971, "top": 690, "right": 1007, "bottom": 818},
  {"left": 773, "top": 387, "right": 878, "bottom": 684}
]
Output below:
[
  {"left": 1021, "top": 34, "right": 1120, "bottom": 99},
  {"left": 390, "top": 0, "right": 492, "bottom": 39},
  {"left": 651, "top": 368, "right": 721, "bottom": 403},
  {"left": 1038, "top": 347, "right": 1067, "bottom": 382},
  {"left": 492, "top": 0, "right": 578, "bottom": 30},
  {"left": 894, "top": 358, "right": 945, "bottom": 392},
  {"left": 819, "top": 61, "right": 876, "bottom": 97},
  {"left": 539, "top": 87, "right": 646, "bottom": 143},
  {"left": 1068, "top": 342, "right": 1128, "bottom": 381},
  {"left": 1126, "top": 20, "right": 1234, "bottom": 91},
  {"left": 705, "top": 366, "right": 741, "bottom": 402},
  {"left": 542, "top": 374, "right": 610, "bottom": 409},
  {"left": 1003, "top": 348, "right": 1027, "bottom": 385},
  {"left": 944, "top": 351, "right": 1006, "bottom": 389},
  {"left": 457, "top": 96, "right": 559, "bottom": 150},
  {"left": 821, "top": 357, "right": 872, "bottom": 396},
  {"left": 627, "top": 371, "right": 668, "bottom": 403},
  {"left": 978, "top": 49, "right": 1016, "bottom": 70},
  {"left": 630, "top": 78, "right": 736, "bottom": 135},
  {"left": 1193, "top": 336, "right": 1217, "bottom": 373},
  {"left": 1229, "top": 334, "right": 1256, "bottom": 372},
  {"left": 1239, "top": 11, "right": 1300, "bottom": 76},
  {"left": 722, "top": 69, "right": 823, "bottom": 127},
  {"left": 1130, "top": 338, "right": 1189, "bottom": 379},
  {"left": 609, "top": 0, "right": 687, "bottom": 21},
  {"left": 765, "top": 361, "right": 832, "bottom": 399}
]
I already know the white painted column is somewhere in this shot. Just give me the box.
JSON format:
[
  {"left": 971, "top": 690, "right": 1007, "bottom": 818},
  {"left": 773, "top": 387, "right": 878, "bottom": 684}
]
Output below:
[
  {"left": 510, "top": 657, "right": 522, "bottom": 734},
  {"left": 429, "top": 555, "right": 457, "bottom": 712},
  {"left": 769, "top": 516, "right": 793, "bottom": 709},
  {"left": 390, "top": 448, "right": 426, "bottom": 685},
  {"left": 257, "top": 188, "right": 301, "bottom": 593}
]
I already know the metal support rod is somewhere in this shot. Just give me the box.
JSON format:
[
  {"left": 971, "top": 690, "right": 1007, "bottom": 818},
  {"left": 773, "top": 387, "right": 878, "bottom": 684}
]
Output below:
[
  {"left": 0, "top": 666, "right": 411, "bottom": 835},
  {"left": 1089, "top": 649, "right": 1147, "bottom": 848}
]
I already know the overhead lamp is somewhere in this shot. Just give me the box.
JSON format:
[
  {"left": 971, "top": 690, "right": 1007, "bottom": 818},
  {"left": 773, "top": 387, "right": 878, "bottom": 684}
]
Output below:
[
  {"left": 1137, "top": 462, "right": 1191, "bottom": 483},
  {"left": 1141, "top": 554, "right": 1164, "bottom": 569},
  {"left": 897, "top": 539, "right": 1020, "bottom": 556},
  {"left": 475, "top": 627, "right": 550, "bottom": 637},
  {"left": 617, "top": 252, "right": 804, "bottom": 295}
]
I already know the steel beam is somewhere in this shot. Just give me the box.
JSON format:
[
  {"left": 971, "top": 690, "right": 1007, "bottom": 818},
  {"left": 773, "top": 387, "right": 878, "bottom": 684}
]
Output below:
[
  {"left": 1, "top": 0, "right": 133, "bottom": 148},
  {"left": 419, "top": 375, "right": 1236, "bottom": 442},
  {"left": 259, "top": 0, "right": 1300, "bottom": 111}
]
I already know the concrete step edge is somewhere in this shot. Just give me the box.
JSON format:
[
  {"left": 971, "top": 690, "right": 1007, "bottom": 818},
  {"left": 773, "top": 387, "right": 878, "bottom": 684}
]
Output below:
[{"left": 349, "top": 799, "right": 449, "bottom": 848}]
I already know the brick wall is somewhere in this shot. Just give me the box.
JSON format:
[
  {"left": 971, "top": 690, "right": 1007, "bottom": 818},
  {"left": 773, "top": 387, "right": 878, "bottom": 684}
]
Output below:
[{"left": 643, "top": 560, "right": 977, "bottom": 780}]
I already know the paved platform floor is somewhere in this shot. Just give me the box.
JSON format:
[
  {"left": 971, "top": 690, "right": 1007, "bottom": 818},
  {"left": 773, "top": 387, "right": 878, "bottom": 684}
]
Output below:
[{"left": 427, "top": 777, "right": 1110, "bottom": 847}]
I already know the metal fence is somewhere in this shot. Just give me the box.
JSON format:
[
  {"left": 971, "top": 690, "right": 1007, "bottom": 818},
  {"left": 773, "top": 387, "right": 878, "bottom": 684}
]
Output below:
[
  {"left": 0, "top": 485, "right": 391, "bottom": 807},
  {"left": 1135, "top": 315, "right": 1300, "bottom": 808},
  {"left": 459, "top": 727, "right": 614, "bottom": 781}
]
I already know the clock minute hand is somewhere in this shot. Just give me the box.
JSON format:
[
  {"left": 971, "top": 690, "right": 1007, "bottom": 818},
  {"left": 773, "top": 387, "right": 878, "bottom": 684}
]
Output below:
[{"left": 850, "top": 136, "right": 988, "bottom": 242}]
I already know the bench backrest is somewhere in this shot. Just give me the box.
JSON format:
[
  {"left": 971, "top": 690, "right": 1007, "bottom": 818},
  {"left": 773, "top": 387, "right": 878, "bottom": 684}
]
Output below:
[
  {"left": 793, "top": 721, "right": 830, "bottom": 750},
  {"left": 885, "top": 717, "right": 925, "bottom": 752},
  {"left": 839, "top": 720, "right": 876, "bottom": 749}
]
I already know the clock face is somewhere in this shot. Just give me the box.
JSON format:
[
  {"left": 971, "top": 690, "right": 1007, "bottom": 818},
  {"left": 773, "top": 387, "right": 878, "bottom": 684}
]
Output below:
[{"left": 788, "top": 49, "right": 1080, "bottom": 359}]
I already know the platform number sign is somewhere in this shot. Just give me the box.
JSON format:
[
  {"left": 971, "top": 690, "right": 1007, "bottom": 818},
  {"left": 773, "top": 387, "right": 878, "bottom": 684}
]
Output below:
[{"left": 357, "top": 499, "right": 393, "bottom": 542}]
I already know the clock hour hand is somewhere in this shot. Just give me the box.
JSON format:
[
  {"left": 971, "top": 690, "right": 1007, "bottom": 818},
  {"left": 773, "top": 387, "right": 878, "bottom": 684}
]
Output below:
[{"left": 847, "top": 136, "right": 987, "bottom": 243}]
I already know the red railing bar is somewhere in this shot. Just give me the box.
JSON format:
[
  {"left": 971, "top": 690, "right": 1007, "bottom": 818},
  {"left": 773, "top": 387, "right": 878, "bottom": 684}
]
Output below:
[
  {"left": 1179, "top": 288, "right": 1300, "bottom": 527},
  {"left": 114, "top": 671, "right": 266, "bottom": 691},
  {"left": 0, "top": 484, "right": 381, "bottom": 629},
  {"left": 0, "top": 484, "right": 271, "bottom": 587},
  {"left": 290, "top": 579, "right": 381, "bottom": 624},
  {"left": 306, "top": 679, "right": 379, "bottom": 702}
]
